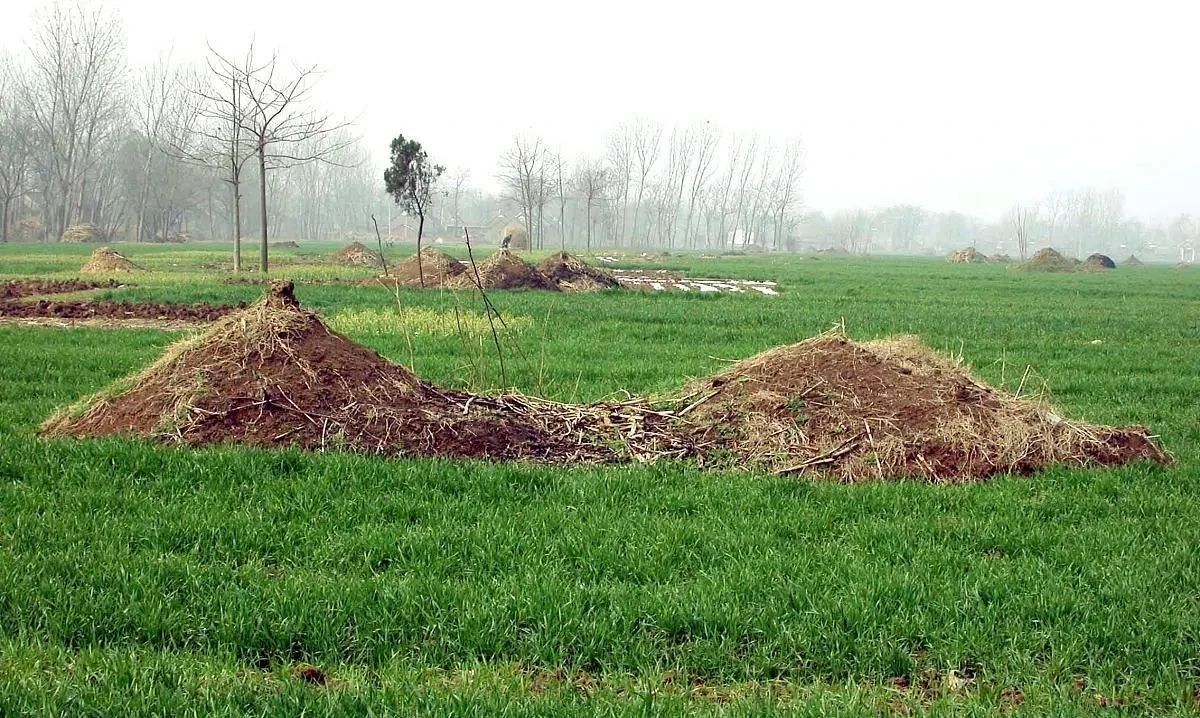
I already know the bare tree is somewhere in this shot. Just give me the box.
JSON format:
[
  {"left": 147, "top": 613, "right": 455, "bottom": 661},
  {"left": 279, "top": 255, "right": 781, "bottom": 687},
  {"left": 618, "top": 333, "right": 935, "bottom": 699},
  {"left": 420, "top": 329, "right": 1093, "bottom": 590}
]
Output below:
[
  {"left": 571, "top": 158, "right": 608, "bottom": 252},
  {"left": 447, "top": 167, "right": 470, "bottom": 227},
  {"left": 132, "top": 52, "right": 194, "bottom": 242},
  {"left": 629, "top": 118, "right": 662, "bottom": 244},
  {"left": 498, "top": 134, "right": 544, "bottom": 249},
  {"left": 604, "top": 125, "right": 633, "bottom": 245},
  {"left": 682, "top": 122, "right": 719, "bottom": 249},
  {"left": 1010, "top": 202, "right": 1036, "bottom": 260},
  {"left": 769, "top": 140, "right": 805, "bottom": 250},
  {"left": 662, "top": 125, "right": 693, "bottom": 248},
  {"left": 234, "top": 47, "right": 350, "bottom": 272},
  {"left": 0, "top": 57, "right": 33, "bottom": 243},
  {"left": 19, "top": 2, "right": 126, "bottom": 240}
]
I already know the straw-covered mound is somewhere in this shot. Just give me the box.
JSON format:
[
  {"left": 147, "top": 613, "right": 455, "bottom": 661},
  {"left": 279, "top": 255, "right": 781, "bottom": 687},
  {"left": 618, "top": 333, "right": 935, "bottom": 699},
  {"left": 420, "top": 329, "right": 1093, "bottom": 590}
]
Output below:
[
  {"left": 332, "top": 241, "right": 382, "bottom": 267},
  {"left": 42, "top": 282, "right": 684, "bottom": 463},
  {"left": 385, "top": 248, "right": 468, "bottom": 288},
  {"left": 1081, "top": 253, "right": 1116, "bottom": 272},
  {"left": 947, "top": 247, "right": 988, "bottom": 264},
  {"left": 989, "top": 253, "right": 1013, "bottom": 264},
  {"left": 678, "top": 333, "right": 1168, "bottom": 482},
  {"left": 1122, "top": 255, "right": 1144, "bottom": 267},
  {"left": 80, "top": 247, "right": 138, "bottom": 273},
  {"left": 60, "top": 223, "right": 100, "bottom": 243},
  {"left": 448, "top": 249, "right": 559, "bottom": 291},
  {"left": 537, "top": 251, "right": 621, "bottom": 292},
  {"left": 1022, "top": 247, "right": 1080, "bottom": 272}
]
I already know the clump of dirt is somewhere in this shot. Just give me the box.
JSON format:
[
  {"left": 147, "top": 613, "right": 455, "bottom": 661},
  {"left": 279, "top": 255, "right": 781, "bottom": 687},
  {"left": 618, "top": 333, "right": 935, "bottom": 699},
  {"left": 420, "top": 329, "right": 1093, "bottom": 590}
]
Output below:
[
  {"left": 1021, "top": 247, "right": 1079, "bottom": 272},
  {"left": 41, "top": 282, "right": 685, "bottom": 463},
  {"left": 537, "top": 251, "right": 621, "bottom": 292},
  {"left": 1121, "top": 255, "right": 1144, "bottom": 267},
  {"left": 678, "top": 331, "right": 1170, "bottom": 482},
  {"left": 331, "top": 241, "right": 382, "bottom": 267},
  {"left": 81, "top": 247, "right": 138, "bottom": 273},
  {"left": 947, "top": 247, "right": 988, "bottom": 264},
  {"left": 989, "top": 253, "right": 1013, "bottom": 263},
  {"left": 448, "top": 249, "right": 560, "bottom": 291},
  {"left": 0, "top": 298, "right": 241, "bottom": 322},
  {"left": 1081, "top": 253, "right": 1116, "bottom": 272},
  {"left": 60, "top": 223, "right": 100, "bottom": 243},
  {"left": 271, "top": 241, "right": 300, "bottom": 249},
  {"left": 376, "top": 248, "right": 468, "bottom": 288},
  {"left": 1, "top": 278, "right": 121, "bottom": 299}
]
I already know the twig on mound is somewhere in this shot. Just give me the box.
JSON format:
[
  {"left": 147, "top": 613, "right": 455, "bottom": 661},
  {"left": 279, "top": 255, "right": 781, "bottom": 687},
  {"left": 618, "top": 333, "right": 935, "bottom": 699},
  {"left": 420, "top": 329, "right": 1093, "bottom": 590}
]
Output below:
[
  {"left": 371, "top": 215, "right": 389, "bottom": 277},
  {"left": 776, "top": 433, "right": 865, "bottom": 475},
  {"left": 464, "top": 227, "right": 506, "bottom": 385}
]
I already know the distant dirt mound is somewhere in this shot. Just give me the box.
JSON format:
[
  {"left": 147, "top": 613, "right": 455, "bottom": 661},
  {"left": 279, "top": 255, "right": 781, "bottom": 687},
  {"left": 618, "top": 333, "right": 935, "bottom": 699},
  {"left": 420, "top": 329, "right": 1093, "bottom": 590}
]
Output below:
[
  {"left": 271, "top": 241, "right": 300, "bottom": 249},
  {"left": 60, "top": 223, "right": 100, "bottom": 243},
  {"left": 1121, "top": 255, "right": 1144, "bottom": 267},
  {"left": 382, "top": 248, "right": 468, "bottom": 288},
  {"left": 537, "top": 251, "right": 621, "bottom": 292},
  {"left": 332, "top": 241, "right": 382, "bottom": 267},
  {"left": 947, "top": 247, "right": 988, "bottom": 264},
  {"left": 449, "top": 249, "right": 559, "bottom": 291},
  {"left": 680, "top": 332, "right": 1169, "bottom": 482},
  {"left": 41, "top": 282, "right": 679, "bottom": 463},
  {"left": 989, "top": 253, "right": 1013, "bottom": 263},
  {"left": 1081, "top": 253, "right": 1116, "bottom": 272},
  {"left": 1, "top": 278, "right": 120, "bottom": 299},
  {"left": 80, "top": 247, "right": 138, "bottom": 273},
  {"left": 1022, "top": 247, "right": 1079, "bottom": 272}
]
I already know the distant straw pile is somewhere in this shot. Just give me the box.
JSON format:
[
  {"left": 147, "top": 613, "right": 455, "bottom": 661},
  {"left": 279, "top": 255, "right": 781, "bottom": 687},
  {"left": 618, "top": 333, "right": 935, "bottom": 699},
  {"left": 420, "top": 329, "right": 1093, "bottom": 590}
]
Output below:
[
  {"left": 537, "top": 251, "right": 621, "bottom": 292},
  {"left": 332, "top": 241, "right": 382, "bottom": 267},
  {"left": 80, "top": 247, "right": 138, "bottom": 273},
  {"left": 947, "top": 247, "right": 988, "bottom": 264}
]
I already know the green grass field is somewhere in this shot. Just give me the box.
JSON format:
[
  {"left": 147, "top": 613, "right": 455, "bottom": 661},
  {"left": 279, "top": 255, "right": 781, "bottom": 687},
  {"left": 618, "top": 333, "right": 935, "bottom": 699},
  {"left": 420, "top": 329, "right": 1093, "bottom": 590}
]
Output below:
[{"left": 1, "top": 241, "right": 1198, "bottom": 716}]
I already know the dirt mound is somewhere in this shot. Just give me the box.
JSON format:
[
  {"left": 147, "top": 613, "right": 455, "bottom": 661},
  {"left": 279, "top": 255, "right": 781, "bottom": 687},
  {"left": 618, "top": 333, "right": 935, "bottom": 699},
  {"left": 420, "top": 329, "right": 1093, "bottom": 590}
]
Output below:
[
  {"left": 1081, "top": 253, "right": 1116, "bottom": 272},
  {"left": 989, "top": 253, "right": 1013, "bottom": 263},
  {"left": 80, "top": 247, "right": 138, "bottom": 273},
  {"left": 947, "top": 247, "right": 988, "bottom": 264},
  {"left": 381, "top": 249, "right": 469, "bottom": 288},
  {"left": 60, "top": 223, "right": 100, "bottom": 243},
  {"left": 1121, "top": 255, "right": 1144, "bottom": 267},
  {"left": 0, "top": 299, "right": 241, "bottom": 322},
  {"left": 41, "top": 282, "right": 683, "bottom": 463},
  {"left": 1022, "top": 247, "right": 1079, "bottom": 272},
  {"left": 449, "top": 249, "right": 560, "bottom": 291},
  {"left": 271, "top": 241, "right": 300, "bottom": 249},
  {"left": 1, "top": 278, "right": 121, "bottom": 299},
  {"left": 679, "top": 332, "right": 1169, "bottom": 482},
  {"left": 537, "top": 252, "right": 621, "bottom": 292},
  {"left": 331, "top": 242, "right": 382, "bottom": 267}
]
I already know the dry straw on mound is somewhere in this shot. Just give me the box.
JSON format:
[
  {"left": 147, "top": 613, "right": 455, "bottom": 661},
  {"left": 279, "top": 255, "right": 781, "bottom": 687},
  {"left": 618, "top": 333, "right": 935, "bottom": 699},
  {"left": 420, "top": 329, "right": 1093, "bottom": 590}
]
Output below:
[
  {"left": 537, "top": 251, "right": 621, "bottom": 292},
  {"left": 947, "top": 247, "right": 988, "bottom": 264},
  {"left": 80, "top": 247, "right": 138, "bottom": 273},
  {"left": 42, "top": 284, "right": 1169, "bottom": 483},
  {"left": 679, "top": 331, "right": 1168, "bottom": 482},
  {"left": 989, "top": 254, "right": 1013, "bottom": 263},
  {"left": 1022, "top": 247, "right": 1080, "bottom": 272},
  {"left": 381, "top": 248, "right": 468, "bottom": 288},
  {"left": 60, "top": 223, "right": 100, "bottom": 243},
  {"left": 449, "top": 249, "right": 560, "bottom": 291},
  {"left": 331, "top": 241, "right": 382, "bottom": 267}
]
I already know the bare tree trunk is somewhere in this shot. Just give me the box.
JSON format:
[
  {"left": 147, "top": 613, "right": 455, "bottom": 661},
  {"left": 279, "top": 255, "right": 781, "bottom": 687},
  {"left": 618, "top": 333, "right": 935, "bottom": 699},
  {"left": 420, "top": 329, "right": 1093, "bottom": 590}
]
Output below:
[
  {"left": 1, "top": 197, "right": 9, "bottom": 243},
  {"left": 258, "top": 146, "right": 268, "bottom": 273},
  {"left": 416, "top": 211, "right": 425, "bottom": 287},
  {"left": 586, "top": 201, "right": 592, "bottom": 253},
  {"left": 231, "top": 177, "right": 242, "bottom": 272}
]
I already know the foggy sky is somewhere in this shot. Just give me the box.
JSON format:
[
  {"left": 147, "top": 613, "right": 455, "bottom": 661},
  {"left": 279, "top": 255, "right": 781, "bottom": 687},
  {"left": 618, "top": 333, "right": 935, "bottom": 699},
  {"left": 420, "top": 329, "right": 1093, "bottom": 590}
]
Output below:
[{"left": 2, "top": 0, "right": 1197, "bottom": 221}]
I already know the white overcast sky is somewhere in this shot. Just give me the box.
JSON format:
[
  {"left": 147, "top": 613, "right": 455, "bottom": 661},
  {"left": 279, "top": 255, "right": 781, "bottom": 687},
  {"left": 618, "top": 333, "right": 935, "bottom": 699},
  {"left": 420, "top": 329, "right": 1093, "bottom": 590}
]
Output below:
[{"left": 3, "top": 0, "right": 1198, "bottom": 221}]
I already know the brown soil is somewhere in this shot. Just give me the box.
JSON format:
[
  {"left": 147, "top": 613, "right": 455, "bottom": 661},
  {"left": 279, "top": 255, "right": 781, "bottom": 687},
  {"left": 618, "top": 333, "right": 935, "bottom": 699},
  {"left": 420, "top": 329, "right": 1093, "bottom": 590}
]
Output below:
[
  {"left": 376, "top": 249, "right": 468, "bottom": 288},
  {"left": 41, "top": 285, "right": 1169, "bottom": 482},
  {"left": 0, "top": 299, "right": 241, "bottom": 322},
  {"left": 81, "top": 247, "right": 138, "bottom": 273},
  {"left": 1121, "top": 255, "right": 1144, "bottom": 267},
  {"left": 1022, "top": 247, "right": 1079, "bottom": 272},
  {"left": 679, "top": 333, "right": 1169, "bottom": 482},
  {"left": 271, "top": 241, "right": 300, "bottom": 248},
  {"left": 1, "top": 278, "right": 121, "bottom": 299},
  {"left": 331, "top": 242, "right": 382, "bottom": 267},
  {"left": 42, "top": 282, "right": 685, "bottom": 463},
  {"left": 537, "top": 252, "right": 621, "bottom": 292},
  {"left": 947, "top": 247, "right": 987, "bottom": 264},
  {"left": 448, "top": 249, "right": 560, "bottom": 291}
]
